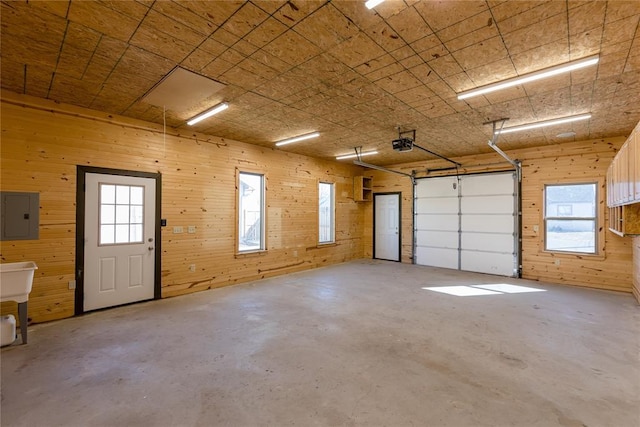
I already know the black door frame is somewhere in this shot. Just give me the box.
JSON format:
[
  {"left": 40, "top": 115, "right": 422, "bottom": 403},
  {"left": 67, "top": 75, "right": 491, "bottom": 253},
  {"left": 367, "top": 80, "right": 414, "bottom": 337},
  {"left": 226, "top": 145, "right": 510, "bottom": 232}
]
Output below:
[
  {"left": 373, "top": 192, "right": 402, "bottom": 262},
  {"left": 75, "top": 166, "right": 162, "bottom": 315}
]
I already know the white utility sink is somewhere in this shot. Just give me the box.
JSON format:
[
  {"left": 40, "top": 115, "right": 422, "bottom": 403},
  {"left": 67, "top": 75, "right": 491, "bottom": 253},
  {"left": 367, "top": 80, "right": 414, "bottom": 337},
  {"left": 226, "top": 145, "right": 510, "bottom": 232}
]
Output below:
[{"left": 0, "top": 261, "right": 38, "bottom": 344}]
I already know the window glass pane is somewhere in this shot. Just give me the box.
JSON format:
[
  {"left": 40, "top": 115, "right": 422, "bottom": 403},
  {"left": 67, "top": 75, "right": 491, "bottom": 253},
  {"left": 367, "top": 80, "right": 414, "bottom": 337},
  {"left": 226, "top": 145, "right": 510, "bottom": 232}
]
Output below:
[
  {"left": 116, "top": 185, "right": 130, "bottom": 204},
  {"left": 101, "top": 184, "right": 115, "bottom": 204},
  {"left": 101, "top": 205, "right": 115, "bottom": 224},
  {"left": 130, "top": 186, "right": 143, "bottom": 205},
  {"left": 545, "top": 184, "right": 595, "bottom": 218},
  {"left": 130, "top": 224, "right": 143, "bottom": 242},
  {"left": 319, "top": 182, "right": 334, "bottom": 243},
  {"left": 239, "top": 173, "right": 263, "bottom": 251},
  {"left": 546, "top": 219, "right": 595, "bottom": 253},
  {"left": 115, "top": 225, "right": 129, "bottom": 243},
  {"left": 130, "top": 205, "right": 143, "bottom": 224},
  {"left": 100, "top": 225, "right": 115, "bottom": 245},
  {"left": 115, "top": 205, "right": 129, "bottom": 224},
  {"left": 99, "top": 183, "right": 146, "bottom": 246}
]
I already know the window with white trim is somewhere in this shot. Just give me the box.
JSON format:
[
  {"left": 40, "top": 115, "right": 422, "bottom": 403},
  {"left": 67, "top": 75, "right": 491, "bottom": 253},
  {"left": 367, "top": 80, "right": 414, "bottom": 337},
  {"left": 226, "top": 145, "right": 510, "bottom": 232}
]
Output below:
[
  {"left": 318, "top": 182, "right": 335, "bottom": 244},
  {"left": 238, "top": 172, "right": 265, "bottom": 252},
  {"left": 544, "top": 183, "right": 597, "bottom": 254},
  {"left": 99, "top": 184, "right": 144, "bottom": 245}
]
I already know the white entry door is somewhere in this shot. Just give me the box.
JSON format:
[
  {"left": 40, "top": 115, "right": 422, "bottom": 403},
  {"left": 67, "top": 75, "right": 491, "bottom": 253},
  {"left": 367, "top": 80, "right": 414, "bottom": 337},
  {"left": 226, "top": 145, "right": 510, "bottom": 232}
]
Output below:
[
  {"left": 84, "top": 173, "right": 156, "bottom": 311},
  {"left": 374, "top": 193, "right": 400, "bottom": 261}
]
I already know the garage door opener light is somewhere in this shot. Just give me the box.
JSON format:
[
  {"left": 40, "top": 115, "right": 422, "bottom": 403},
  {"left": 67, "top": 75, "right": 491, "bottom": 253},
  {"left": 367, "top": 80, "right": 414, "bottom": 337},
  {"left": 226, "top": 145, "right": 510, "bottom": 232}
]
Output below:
[{"left": 457, "top": 55, "right": 599, "bottom": 100}]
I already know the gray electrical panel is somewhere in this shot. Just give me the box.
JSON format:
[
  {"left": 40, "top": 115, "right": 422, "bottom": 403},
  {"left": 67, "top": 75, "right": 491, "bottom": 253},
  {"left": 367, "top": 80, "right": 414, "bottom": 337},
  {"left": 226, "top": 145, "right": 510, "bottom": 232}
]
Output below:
[{"left": 1, "top": 192, "right": 40, "bottom": 241}]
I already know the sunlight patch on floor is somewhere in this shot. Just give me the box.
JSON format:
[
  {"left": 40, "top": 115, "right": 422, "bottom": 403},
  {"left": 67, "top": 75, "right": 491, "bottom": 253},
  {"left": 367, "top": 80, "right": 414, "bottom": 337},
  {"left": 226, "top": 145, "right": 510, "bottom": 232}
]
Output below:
[{"left": 422, "top": 284, "right": 546, "bottom": 296}]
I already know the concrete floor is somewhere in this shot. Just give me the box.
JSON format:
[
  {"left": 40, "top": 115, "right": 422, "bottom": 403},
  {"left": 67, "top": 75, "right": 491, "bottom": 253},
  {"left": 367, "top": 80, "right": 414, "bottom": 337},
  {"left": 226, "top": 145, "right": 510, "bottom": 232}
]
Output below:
[{"left": 1, "top": 260, "right": 639, "bottom": 426}]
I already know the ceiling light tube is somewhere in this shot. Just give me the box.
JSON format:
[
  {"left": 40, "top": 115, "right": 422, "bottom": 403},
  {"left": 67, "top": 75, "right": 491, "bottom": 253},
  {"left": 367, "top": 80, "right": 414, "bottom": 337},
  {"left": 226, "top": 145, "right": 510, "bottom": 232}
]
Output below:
[
  {"left": 365, "top": 0, "right": 386, "bottom": 9},
  {"left": 457, "top": 55, "right": 599, "bottom": 100},
  {"left": 495, "top": 114, "right": 591, "bottom": 135},
  {"left": 336, "top": 150, "right": 378, "bottom": 160},
  {"left": 275, "top": 132, "right": 320, "bottom": 146},
  {"left": 187, "top": 102, "right": 228, "bottom": 125}
]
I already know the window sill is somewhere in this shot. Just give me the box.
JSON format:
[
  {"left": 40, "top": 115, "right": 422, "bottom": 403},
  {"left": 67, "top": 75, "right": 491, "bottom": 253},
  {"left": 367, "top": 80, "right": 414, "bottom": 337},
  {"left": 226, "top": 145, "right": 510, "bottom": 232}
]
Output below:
[
  {"left": 235, "top": 249, "right": 267, "bottom": 258},
  {"left": 308, "top": 242, "right": 338, "bottom": 250},
  {"left": 541, "top": 250, "right": 605, "bottom": 261}
]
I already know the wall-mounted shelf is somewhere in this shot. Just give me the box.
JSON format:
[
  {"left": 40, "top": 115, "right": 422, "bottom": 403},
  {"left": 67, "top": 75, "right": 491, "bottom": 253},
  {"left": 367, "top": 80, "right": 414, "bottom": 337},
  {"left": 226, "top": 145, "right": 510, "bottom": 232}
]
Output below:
[
  {"left": 607, "top": 120, "right": 640, "bottom": 236},
  {"left": 354, "top": 176, "right": 372, "bottom": 202},
  {"left": 607, "top": 122, "right": 639, "bottom": 207},
  {"left": 609, "top": 204, "right": 640, "bottom": 236}
]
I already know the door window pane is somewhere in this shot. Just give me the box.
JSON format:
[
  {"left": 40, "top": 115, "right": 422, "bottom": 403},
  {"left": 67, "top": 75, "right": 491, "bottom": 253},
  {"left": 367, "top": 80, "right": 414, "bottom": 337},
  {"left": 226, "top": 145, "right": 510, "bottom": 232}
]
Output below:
[
  {"left": 130, "top": 186, "right": 143, "bottom": 204},
  {"left": 99, "top": 184, "right": 144, "bottom": 245},
  {"left": 101, "top": 225, "right": 115, "bottom": 244},
  {"left": 116, "top": 185, "right": 130, "bottom": 204},
  {"left": 101, "top": 185, "right": 116, "bottom": 204},
  {"left": 130, "top": 224, "right": 143, "bottom": 242},
  {"left": 238, "top": 172, "right": 264, "bottom": 252},
  {"left": 544, "top": 183, "right": 597, "bottom": 254},
  {"left": 115, "top": 205, "right": 129, "bottom": 224},
  {"left": 101, "top": 205, "right": 115, "bottom": 224},
  {"left": 319, "top": 182, "right": 335, "bottom": 243},
  {"left": 115, "top": 224, "right": 129, "bottom": 243}
]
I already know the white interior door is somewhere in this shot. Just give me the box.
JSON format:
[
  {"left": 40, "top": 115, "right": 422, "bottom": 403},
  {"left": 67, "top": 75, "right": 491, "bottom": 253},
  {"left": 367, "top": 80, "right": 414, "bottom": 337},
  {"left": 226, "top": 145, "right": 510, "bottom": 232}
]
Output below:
[
  {"left": 415, "top": 172, "right": 518, "bottom": 277},
  {"left": 84, "top": 173, "right": 156, "bottom": 311},
  {"left": 374, "top": 194, "right": 400, "bottom": 261}
]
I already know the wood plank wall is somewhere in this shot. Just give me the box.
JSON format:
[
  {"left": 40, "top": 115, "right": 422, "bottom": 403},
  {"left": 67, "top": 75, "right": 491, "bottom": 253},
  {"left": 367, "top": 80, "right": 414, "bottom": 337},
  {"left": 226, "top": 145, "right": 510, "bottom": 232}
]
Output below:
[
  {"left": 0, "top": 91, "right": 365, "bottom": 324},
  {"left": 365, "top": 137, "right": 633, "bottom": 293}
]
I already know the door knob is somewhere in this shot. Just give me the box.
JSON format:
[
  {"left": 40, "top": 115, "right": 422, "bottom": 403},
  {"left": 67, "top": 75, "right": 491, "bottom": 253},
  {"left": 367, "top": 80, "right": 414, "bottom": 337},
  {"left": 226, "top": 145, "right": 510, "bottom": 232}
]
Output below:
[{"left": 148, "top": 246, "right": 154, "bottom": 251}]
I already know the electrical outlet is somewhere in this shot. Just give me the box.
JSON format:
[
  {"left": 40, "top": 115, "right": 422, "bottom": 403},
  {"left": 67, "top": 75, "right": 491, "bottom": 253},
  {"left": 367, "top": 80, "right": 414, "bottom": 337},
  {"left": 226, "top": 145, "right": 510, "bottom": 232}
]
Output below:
[
  {"left": 188, "top": 226, "right": 196, "bottom": 234},
  {"left": 173, "top": 226, "right": 183, "bottom": 234},
  {"left": 189, "top": 264, "right": 196, "bottom": 272},
  {"left": 533, "top": 225, "right": 539, "bottom": 233},
  {"left": 554, "top": 259, "right": 561, "bottom": 266},
  {"left": 68, "top": 280, "right": 76, "bottom": 290}
]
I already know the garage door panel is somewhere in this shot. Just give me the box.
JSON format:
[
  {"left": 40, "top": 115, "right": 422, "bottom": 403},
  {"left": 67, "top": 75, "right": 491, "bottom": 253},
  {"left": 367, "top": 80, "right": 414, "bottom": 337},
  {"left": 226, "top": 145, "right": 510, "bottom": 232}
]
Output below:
[
  {"left": 416, "top": 214, "right": 458, "bottom": 231},
  {"left": 461, "top": 173, "right": 514, "bottom": 196},
  {"left": 461, "top": 251, "right": 515, "bottom": 276},
  {"left": 414, "top": 172, "right": 518, "bottom": 277},
  {"left": 416, "top": 230, "right": 458, "bottom": 248},
  {"left": 462, "top": 215, "right": 514, "bottom": 233},
  {"left": 461, "top": 195, "right": 513, "bottom": 214},
  {"left": 415, "top": 177, "right": 457, "bottom": 197},
  {"left": 415, "top": 247, "right": 458, "bottom": 269},
  {"left": 461, "top": 232, "right": 513, "bottom": 252},
  {"left": 416, "top": 197, "right": 458, "bottom": 214}
]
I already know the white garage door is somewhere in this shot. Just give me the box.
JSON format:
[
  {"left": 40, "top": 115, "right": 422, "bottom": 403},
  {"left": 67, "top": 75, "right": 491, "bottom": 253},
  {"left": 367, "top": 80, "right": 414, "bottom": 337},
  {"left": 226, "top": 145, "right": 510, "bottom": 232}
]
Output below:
[{"left": 415, "top": 171, "right": 518, "bottom": 277}]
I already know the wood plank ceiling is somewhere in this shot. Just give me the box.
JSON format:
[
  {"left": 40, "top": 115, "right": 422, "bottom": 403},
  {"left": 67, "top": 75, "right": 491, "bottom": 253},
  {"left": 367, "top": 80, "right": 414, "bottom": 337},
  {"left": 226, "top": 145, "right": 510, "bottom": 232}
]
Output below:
[{"left": 2, "top": 0, "right": 639, "bottom": 165}]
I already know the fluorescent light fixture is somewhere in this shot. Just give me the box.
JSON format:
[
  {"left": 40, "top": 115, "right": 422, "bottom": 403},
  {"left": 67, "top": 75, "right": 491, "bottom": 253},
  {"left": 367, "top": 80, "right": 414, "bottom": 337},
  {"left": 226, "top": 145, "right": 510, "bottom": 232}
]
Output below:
[
  {"left": 275, "top": 132, "right": 320, "bottom": 147},
  {"left": 495, "top": 113, "right": 591, "bottom": 135},
  {"left": 365, "top": 0, "right": 385, "bottom": 9},
  {"left": 336, "top": 150, "right": 378, "bottom": 160},
  {"left": 187, "top": 102, "right": 228, "bottom": 125},
  {"left": 457, "top": 55, "right": 599, "bottom": 100}
]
